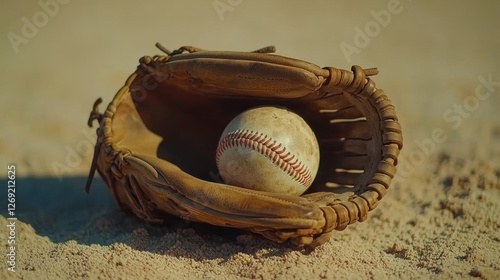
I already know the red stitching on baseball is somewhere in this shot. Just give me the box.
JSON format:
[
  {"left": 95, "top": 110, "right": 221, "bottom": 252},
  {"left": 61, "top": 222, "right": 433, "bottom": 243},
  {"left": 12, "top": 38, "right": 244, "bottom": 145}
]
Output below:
[{"left": 216, "top": 129, "right": 313, "bottom": 188}]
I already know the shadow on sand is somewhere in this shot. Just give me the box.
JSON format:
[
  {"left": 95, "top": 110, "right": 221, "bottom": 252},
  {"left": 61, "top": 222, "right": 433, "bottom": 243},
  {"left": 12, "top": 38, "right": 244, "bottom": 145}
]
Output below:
[{"left": 0, "top": 176, "right": 291, "bottom": 258}]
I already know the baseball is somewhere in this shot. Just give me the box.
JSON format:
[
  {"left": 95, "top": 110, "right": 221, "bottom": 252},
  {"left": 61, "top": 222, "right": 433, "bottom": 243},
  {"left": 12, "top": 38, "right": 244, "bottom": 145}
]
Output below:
[{"left": 215, "top": 106, "right": 320, "bottom": 196}]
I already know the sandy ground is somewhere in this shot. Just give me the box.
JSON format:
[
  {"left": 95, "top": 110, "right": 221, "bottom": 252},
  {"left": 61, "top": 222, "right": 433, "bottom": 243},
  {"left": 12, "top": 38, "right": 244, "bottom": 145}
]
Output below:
[{"left": 1, "top": 1, "right": 499, "bottom": 279}]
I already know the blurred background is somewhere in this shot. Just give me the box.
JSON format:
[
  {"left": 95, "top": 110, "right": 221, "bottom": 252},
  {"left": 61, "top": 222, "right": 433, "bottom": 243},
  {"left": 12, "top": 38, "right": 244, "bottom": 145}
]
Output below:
[
  {"left": 0, "top": 2, "right": 499, "bottom": 278},
  {"left": 1, "top": 0, "right": 499, "bottom": 178}
]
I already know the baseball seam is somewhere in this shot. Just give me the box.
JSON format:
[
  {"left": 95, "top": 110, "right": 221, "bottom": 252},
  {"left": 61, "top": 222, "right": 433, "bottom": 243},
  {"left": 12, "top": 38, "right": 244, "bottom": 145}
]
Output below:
[{"left": 216, "top": 129, "right": 313, "bottom": 188}]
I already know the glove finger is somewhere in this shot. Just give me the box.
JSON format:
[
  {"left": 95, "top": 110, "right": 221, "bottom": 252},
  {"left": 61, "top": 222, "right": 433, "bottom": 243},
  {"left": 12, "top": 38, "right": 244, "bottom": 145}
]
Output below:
[{"left": 123, "top": 154, "right": 326, "bottom": 231}]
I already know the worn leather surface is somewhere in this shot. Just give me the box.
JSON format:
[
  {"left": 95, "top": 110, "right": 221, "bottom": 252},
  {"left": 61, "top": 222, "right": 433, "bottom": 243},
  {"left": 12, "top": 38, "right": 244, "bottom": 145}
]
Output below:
[{"left": 87, "top": 45, "right": 403, "bottom": 247}]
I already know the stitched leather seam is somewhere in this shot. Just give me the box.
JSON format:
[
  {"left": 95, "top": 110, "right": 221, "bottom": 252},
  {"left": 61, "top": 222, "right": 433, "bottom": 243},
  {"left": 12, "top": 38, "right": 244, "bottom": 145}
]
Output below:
[{"left": 216, "top": 129, "right": 313, "bottom": 188}]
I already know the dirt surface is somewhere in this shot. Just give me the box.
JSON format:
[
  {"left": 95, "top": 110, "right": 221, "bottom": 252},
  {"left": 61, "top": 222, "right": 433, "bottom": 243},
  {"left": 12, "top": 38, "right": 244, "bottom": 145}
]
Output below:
[{"left": 1, "top": 1, "right": 499, "bottom": 279}]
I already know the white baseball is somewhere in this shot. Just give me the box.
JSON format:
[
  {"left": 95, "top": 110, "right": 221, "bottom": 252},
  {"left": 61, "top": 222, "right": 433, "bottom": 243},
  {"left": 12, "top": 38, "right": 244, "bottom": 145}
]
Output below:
[{"left": 215, "top": 106, "right": 320, "bottom": 196}]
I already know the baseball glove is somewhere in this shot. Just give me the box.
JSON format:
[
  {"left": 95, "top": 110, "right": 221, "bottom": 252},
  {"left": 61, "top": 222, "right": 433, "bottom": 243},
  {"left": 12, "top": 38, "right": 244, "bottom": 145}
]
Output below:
[{"left": 86, "top": 43, "right": 403, "bottom": 248}]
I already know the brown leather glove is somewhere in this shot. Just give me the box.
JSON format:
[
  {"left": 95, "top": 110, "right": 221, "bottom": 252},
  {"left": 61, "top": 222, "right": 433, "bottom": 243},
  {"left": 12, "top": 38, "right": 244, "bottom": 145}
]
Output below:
[{"left": 86, "top": 43, "right": 403, "bottom": 248}]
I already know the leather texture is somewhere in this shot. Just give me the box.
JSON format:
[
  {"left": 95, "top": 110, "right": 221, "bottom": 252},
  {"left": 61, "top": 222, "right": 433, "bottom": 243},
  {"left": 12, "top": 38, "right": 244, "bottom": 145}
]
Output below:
[{"left": 86, "top": 44, "right": 403, "bottom": 248}]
